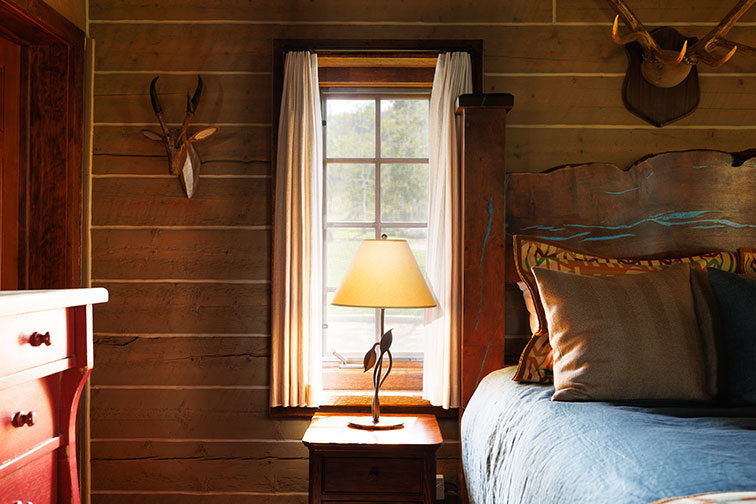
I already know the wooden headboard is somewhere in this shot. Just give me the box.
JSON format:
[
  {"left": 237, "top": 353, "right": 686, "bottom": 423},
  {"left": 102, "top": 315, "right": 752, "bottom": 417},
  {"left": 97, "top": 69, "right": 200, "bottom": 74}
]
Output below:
[{"left": 500, "top": 149, "right": 756, "bottom": 365}]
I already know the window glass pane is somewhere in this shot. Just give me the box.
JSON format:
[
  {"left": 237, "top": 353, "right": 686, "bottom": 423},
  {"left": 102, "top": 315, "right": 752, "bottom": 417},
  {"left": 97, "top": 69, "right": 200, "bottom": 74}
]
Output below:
[
  {"left": 327, "top": 163, "right": 375, "bottom": 222},
  {"left": 326, "top": 292, "right": 376, "bottom": 355},
  {"left": 380, "top": 227, "right": 428, "bottom": 274},
  {"left": 326, "top": 99, "right": 375, "bottom": 158},
  {"left": 384, "top": 309, "right": 424, "bottom": 354},
  {"left": 380, "top": 99, "right": 429, "bottom": 158},
  {"left": 381, "top": 164, "right": 429, "bottom": 223},
  {"left": 326, "top": 227, "right": 375, "bottom": 289}
]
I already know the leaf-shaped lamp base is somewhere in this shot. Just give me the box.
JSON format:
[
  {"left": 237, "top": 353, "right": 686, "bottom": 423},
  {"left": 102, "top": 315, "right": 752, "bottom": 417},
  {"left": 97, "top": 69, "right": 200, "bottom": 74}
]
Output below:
[{"left": 348, "top": 416, "right": 404, "bottom": 430}]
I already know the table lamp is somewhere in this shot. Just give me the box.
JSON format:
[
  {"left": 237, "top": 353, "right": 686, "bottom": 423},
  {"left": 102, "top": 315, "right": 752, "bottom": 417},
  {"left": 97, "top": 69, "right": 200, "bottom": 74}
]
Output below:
[{"left": 331, "top": 234, "right": 437, "bottom": 430}]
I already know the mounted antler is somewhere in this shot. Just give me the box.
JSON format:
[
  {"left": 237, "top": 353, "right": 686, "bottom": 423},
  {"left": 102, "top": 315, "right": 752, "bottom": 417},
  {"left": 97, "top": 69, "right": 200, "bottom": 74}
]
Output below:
[
  {"left": 142, "top": 75, "right": 218, "bottom": 198},
  {"left": 608, "top": 0, "right": 756, "bottom": 88}
]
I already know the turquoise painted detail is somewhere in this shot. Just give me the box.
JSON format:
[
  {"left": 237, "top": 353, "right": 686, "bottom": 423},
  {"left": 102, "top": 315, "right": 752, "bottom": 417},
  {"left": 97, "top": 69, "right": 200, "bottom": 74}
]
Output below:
[
  {"left": 523, "top": 224, "right": 566, "bottom": 232},
  {"left": 582, "top": 234, "right": 636, "bottom": 241},
  {"left": 646, "top": 171, "right": 654, "bottom": 179},
  {"left": 604, "top": 187, "right": 639, "bottom": 195},
  {"left": 534, "top": 232, "right": 591, "bottom": 241},
  {"left": 519, "top": 210, "right": 756, "bottom": 242},
  {"left": 474, "top": 197, "right": 494, "bottom": 391}
]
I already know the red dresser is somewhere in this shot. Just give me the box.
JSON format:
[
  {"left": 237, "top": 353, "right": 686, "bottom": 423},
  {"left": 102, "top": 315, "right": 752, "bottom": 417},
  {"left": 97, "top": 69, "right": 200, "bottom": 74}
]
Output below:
[{"left": 0, "top": 289, "right": 108, "bottom": 504}]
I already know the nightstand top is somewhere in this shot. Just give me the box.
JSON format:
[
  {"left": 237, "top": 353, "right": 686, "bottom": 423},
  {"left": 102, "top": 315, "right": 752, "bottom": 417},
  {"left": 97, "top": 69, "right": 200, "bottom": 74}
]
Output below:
[{"left": 302, "top": 413, "right": 443, "bottom": 447}]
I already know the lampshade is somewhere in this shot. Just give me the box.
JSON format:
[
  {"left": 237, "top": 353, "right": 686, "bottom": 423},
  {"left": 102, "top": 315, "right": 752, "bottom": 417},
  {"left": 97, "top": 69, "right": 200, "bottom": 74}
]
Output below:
[{"left": 331, "top": 238, "right": 437, "bottom": 309}]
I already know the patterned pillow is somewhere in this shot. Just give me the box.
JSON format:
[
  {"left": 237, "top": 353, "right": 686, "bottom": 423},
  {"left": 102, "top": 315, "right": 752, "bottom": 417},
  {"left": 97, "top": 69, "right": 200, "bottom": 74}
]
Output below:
[
  {"left": 738, "top": 247, "right": 756, "bottom": 277},
  {"left": 512, "top": 235, "right": 737, "bottom": 383}
]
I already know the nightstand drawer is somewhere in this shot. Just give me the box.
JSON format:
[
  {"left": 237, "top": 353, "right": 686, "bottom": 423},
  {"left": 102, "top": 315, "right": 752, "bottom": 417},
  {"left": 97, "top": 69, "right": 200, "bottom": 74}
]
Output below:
[{"left": 322, "top": 456, "right": 424, "bottom": 494}]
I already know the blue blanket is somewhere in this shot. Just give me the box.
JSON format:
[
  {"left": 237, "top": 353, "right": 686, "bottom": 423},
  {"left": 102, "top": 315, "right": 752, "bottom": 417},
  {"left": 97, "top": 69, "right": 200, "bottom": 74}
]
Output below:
[{"left": 461, "top": 367, "right": 756, "bottom": 504}]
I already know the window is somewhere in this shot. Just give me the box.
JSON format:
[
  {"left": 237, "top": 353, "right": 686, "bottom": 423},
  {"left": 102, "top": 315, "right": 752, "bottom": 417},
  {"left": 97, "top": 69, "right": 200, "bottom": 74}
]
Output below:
[{"left": 321, "top": 92, "right": 430, "bottom": 392}]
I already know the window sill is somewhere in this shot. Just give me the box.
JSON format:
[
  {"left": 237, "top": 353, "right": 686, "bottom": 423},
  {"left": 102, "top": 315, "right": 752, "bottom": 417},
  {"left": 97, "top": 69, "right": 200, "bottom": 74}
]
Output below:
[{"left": 270, "top": 390, "right": 457, "bottom": 418}]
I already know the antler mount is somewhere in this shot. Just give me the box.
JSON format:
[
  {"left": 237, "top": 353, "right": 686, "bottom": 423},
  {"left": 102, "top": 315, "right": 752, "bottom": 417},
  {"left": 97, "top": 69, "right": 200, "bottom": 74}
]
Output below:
[
  {"left": 142, "top": 75, "right": 218, "bottom": 198},
  {"left": 609, "top": 0, "right": 756, "bottom": 88}
]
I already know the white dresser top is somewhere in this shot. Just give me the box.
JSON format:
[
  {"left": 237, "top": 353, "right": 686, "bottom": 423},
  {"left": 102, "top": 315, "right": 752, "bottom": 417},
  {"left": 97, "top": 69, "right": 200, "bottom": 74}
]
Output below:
[{"left": 0, "top": 288, "right": 109, "bottom": 316}]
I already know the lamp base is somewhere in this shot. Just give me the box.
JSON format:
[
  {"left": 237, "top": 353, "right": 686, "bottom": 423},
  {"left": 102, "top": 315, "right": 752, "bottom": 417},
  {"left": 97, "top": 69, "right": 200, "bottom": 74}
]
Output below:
[{"left": 348, "top": 417, "right": 404, "bottom": 430}]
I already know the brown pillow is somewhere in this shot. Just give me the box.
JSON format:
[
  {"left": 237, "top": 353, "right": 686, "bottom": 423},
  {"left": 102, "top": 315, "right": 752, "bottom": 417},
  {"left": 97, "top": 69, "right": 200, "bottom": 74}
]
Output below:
[{"left": 532, "top": 264, "right": 711, "bottom": 402}]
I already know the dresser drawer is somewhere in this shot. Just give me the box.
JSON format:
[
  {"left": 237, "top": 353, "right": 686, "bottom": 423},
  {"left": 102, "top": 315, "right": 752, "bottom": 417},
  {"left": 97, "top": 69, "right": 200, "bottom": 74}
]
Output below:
[
  {"left": 0, "top": 308, "right": 70, "bottom": 378},
  {"left": 322, "top": 456, "right": 424, "bottom": 495},
  {"left": 0, "top": 375, "right": 60, "bottom": 465},
  {"left": 0, "top": 450, "right": 57, "bottom": 503}
]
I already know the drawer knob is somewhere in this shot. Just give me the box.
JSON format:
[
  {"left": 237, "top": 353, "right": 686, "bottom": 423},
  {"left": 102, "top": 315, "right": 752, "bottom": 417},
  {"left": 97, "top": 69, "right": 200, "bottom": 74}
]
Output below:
[
  {"left": 28, "top": 331, "right": 51, "bottom": 347},
  {"left": 11, "top": 411, "right": 36, "bottom": 428}
]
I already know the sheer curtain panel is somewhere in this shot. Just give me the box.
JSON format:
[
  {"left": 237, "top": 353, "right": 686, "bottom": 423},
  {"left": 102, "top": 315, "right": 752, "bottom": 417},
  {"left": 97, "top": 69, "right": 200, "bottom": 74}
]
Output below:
[
  {"left": 423, "top": 52, "right": 472, "bottom": 409},
  {"left": 271, "top": 51, "right": 323, "bottom": 407}
]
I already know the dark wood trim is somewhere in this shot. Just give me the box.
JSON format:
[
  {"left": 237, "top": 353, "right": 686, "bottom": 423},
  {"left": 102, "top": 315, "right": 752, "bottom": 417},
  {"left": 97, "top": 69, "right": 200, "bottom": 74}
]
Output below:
[
  {"left": 0, "top": 0, "right": 85, "bottom": 290},
  {"left": 457, "top": 97, "right": 513, "bottom": 409}
]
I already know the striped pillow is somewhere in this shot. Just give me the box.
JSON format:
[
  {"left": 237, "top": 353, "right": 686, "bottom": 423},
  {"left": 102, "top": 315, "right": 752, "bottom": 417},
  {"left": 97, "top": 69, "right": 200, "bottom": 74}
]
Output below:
[
  {"left": 738, "top": 247, "right": 756, "bottom": 277},
  {"left": 533, "top": 264, "right": 710, "bottom": 402},
  {"left": 512, "top": 235, "right": 737, "bottom": 384}
]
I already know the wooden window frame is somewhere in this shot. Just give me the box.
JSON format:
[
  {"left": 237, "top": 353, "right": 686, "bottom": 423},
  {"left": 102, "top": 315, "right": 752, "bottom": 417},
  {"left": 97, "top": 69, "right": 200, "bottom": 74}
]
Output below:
[{"left": 271, "top": 39, "right": 482, "bottom": 416}]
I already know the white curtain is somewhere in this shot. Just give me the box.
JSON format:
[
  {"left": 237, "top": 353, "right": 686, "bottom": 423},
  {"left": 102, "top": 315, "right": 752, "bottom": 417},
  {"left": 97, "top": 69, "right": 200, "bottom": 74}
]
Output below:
[
  {"left": 423, "top": 52, "right": 472, "bottom": 409},
  {"left": 270, "top": 51, "right": 323, "bottom": 407}
]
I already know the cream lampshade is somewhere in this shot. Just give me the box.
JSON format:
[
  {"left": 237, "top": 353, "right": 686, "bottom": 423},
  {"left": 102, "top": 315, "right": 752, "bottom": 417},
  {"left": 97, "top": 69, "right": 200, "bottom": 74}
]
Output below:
[
  {"left": 331, "top": 238, "right": 436, "bottom": 309},
  {"left": 331, "top": 235, "right": 436, "bottom": 430}
]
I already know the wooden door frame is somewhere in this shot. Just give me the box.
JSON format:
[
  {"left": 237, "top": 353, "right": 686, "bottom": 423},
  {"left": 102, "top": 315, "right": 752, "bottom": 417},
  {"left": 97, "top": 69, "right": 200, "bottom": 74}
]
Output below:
[{"left": 0, "top": 0, "right": 85, "bottom": 289}]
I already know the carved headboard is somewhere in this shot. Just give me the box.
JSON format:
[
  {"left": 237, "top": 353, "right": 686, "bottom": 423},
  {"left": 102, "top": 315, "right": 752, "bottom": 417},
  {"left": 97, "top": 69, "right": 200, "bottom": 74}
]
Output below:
[{"left": 502, "top": 149, "right": 756, "bottom": 365}]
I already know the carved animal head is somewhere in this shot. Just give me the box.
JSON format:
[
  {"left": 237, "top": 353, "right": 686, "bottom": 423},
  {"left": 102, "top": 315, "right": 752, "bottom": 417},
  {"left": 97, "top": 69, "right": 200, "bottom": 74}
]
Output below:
[
  {"left": 142, "top": 75, "right": 218, "bottom": 198},
  {"left": 609, "top": 0, "right": 756, "bottom": 88}
]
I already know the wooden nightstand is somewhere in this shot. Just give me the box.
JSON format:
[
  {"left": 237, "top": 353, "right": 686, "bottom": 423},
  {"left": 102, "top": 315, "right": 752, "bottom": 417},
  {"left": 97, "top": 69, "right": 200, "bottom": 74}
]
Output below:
[{"left": 302, "top": 413, "right": 443, "bottom": 503}]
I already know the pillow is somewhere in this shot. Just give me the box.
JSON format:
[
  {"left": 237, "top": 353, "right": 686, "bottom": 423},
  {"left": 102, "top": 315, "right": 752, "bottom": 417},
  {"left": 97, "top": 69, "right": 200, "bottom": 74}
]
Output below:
[
  {"left": 707, "top": 268, "right": 756, "bottom": 405},
  {"left": 532, "top": 264, "right": 711, "bottom": 402},
  {"left": 738, "top": 247, "right": 756, "bottom": 277},
  {"left": 512, "top": 235, "right": 736, "bottom": 384}
]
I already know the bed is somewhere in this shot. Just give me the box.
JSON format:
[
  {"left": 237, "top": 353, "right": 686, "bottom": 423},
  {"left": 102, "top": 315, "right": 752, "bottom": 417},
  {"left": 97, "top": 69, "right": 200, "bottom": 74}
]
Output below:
[{"left": 459, "top": 148, "right": 756, "bottom": 503}]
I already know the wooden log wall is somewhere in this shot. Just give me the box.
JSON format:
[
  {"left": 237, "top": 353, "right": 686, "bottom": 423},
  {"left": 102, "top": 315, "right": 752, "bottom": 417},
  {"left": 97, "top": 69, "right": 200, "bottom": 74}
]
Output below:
[{"left": 87, "top": 0, "right": 756, "bottom": 501}]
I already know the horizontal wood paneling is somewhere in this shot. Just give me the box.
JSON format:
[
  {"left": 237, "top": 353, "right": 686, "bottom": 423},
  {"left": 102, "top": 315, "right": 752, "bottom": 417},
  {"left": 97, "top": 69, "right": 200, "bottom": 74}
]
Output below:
[
  {"left": 557, "top": 0, "right": 756, "bottom": 23},
  {"left": 94, "top": 73, "right": 271, "bottom": 125},
  {"left": 91, "top": 441, "right": 308, "bottom": 492},
  {"left": 491, "top": 75, "right": 756, "bottom": 126},
  {"left": 91, "top": 336, "right": 270, "bottom": 386},
  {"left": 92, "top": 155, "right": 270, "bottom": 176},
  {"left": 92, "top": 177, "right": 270, "bottom": 226},
  {"left": 90, "top": 23, "right": 756, "bottom": 75},
  {"left": 89, "top": 0, "right": 552, "bottom": 23},
  {"left": 94, "top": 125, "right": 270, "bottom": 162},
  {"left": 506, "top": 127, "right": 756, "bottom": 173},
  {"left": 87, "top": 0, "right": 756, "bottom": 498},
  {"left": 93, "top": 283, "right": 270, "bottom": 334},
  {"left": 91, "top": 389, "right": 271, "bottom": 438},
  {"left": 91, "top": 229, "right": 270, "bottom": 280}
]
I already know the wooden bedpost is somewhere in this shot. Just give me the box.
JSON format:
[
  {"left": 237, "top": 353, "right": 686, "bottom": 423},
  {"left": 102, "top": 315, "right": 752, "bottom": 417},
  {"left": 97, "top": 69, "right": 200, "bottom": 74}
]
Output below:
[
  {"left": 457, "top": 93, "right": 513, "bottom": 504},
  {"left": 457, "top": 93, "right": 513, "bottom": 410}
]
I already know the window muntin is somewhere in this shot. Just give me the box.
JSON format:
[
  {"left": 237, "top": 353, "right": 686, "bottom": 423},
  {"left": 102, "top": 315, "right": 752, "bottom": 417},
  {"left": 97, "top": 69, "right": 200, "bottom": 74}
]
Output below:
[{"left": 322, "top": 93, "right": 430, "bottom": 365}]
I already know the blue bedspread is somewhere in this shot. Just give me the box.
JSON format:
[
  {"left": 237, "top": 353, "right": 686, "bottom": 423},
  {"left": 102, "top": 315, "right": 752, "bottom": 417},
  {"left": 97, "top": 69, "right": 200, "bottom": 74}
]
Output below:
[{"left": 461, "top": 367, "right": 756, "bottom": 504}]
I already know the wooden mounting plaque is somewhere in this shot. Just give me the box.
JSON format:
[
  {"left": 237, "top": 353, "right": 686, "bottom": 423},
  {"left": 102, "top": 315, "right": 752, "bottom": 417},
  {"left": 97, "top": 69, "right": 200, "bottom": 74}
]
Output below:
[{"left": 622, "top": 27, "right": 699, "bottom": 127}]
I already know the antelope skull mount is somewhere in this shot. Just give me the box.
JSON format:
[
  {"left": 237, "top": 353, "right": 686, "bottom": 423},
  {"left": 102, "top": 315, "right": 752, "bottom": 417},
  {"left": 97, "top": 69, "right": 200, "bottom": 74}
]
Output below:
[
  {"left": 609, "top": 0, "right": 756, "bottom": 88},
  {"left": 142, "top": 76, "right": 218, "bottom": 198}
]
